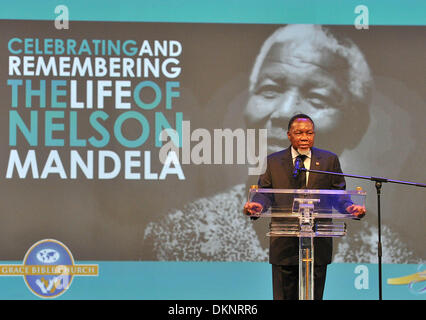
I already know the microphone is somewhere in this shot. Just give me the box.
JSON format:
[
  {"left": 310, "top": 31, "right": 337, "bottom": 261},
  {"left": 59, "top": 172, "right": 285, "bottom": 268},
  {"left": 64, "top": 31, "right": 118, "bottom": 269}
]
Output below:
[{"left": 293, "top": 156, "right": 301, "bottom": 179}]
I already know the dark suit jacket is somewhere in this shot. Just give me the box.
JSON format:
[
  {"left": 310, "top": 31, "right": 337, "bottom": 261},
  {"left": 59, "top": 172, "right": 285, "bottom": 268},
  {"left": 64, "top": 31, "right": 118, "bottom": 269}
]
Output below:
[{"left": 256, "top": 146, "right": 347, "bottom": 266}]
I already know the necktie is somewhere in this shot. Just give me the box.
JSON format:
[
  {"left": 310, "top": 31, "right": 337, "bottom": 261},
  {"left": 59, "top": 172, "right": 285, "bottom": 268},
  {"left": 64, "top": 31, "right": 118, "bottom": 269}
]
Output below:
[{"left": 295, "top": 154, "right": 307, "bottom": 188}]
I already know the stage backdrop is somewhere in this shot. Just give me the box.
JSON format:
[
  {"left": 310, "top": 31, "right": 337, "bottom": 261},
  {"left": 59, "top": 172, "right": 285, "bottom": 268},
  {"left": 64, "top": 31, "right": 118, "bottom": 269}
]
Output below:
[{"left": 0, "top": 0, "right": 424, "bottom": 300}]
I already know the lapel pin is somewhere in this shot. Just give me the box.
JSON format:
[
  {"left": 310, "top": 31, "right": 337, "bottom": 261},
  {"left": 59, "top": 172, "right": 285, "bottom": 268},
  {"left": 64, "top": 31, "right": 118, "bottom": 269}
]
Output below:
[{"left": 315, "top": 161, "right": 320, "bottom": 166}]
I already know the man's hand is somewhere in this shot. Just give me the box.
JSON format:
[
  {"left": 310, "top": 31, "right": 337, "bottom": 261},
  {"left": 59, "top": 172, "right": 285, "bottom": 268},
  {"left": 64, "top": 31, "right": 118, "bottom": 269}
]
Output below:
[
  {"left": 243, "top": 202, "right": 263, "bottom": 217},
  {"left": 346, "top": 204, "right": 366, "bottom": 218}
]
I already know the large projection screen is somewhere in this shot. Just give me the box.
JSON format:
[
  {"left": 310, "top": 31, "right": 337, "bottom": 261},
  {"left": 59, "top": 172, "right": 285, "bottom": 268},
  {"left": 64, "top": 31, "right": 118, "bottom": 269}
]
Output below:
[{"left": 0, "top": 1, "right": 424, "bottom": 300}]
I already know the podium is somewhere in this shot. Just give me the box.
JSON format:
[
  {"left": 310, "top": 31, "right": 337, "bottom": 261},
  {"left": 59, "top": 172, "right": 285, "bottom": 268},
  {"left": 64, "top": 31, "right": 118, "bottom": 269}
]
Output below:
[{"left": 248, "top": 187, "right": 366, "bottom": 300}]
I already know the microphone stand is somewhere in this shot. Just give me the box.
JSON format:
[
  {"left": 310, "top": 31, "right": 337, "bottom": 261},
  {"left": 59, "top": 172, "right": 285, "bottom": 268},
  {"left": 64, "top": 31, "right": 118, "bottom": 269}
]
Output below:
[{"left": 300, "top": 167, "right": 426, "bottom": 300}]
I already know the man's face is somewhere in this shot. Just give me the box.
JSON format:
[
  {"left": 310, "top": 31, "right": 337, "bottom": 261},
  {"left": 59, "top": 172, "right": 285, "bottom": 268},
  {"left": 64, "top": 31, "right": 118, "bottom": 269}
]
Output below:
[
  {"left": 287, "top": 119, "right": 315, "bottom": 152},
  {"left": 245, "top": 41, "right": 349, "bottom": 154}
]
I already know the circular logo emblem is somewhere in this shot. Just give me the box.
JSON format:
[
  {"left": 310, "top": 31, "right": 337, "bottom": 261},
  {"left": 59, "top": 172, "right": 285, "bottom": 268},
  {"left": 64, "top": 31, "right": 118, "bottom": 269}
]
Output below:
[{"left": 23, "top": 239, "right": 74, "bottom": 298}]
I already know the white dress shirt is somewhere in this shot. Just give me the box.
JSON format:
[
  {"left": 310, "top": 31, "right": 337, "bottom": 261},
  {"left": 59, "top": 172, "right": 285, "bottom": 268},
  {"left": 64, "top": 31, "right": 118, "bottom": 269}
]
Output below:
[{"left": 291, "top": 146, "right": 311, "bottom": 187}]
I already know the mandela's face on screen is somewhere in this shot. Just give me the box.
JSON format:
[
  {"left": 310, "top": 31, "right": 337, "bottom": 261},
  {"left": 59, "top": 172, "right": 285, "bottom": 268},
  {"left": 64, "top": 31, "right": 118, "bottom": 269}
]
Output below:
[{"left": 245, "top": 40, "right": 351, "bottom": 154}]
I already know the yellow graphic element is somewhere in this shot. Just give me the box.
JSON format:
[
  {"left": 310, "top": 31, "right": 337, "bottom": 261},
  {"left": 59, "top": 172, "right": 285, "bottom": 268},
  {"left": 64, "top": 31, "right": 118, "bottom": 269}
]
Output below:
[
  {"left": 387, "top": 271, "right": 426, "bottom": 285},
  {"left": 40, "top": 277, "right": 48, "bottom": 288},
  {"left": 38, "top": 277, "right": 62, "bottom": 294},
  {"left": 0, "top": 264, "right": 99, "bottom": 276},
  {"left": 40, "top": 278, "right": 54, "bottom": 294}
]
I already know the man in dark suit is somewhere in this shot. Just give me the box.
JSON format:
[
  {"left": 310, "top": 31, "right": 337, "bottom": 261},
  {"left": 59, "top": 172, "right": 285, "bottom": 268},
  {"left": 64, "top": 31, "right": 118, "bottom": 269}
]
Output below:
[{"left": 244, "top": 114, "right": 366, "bottom": 300}]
